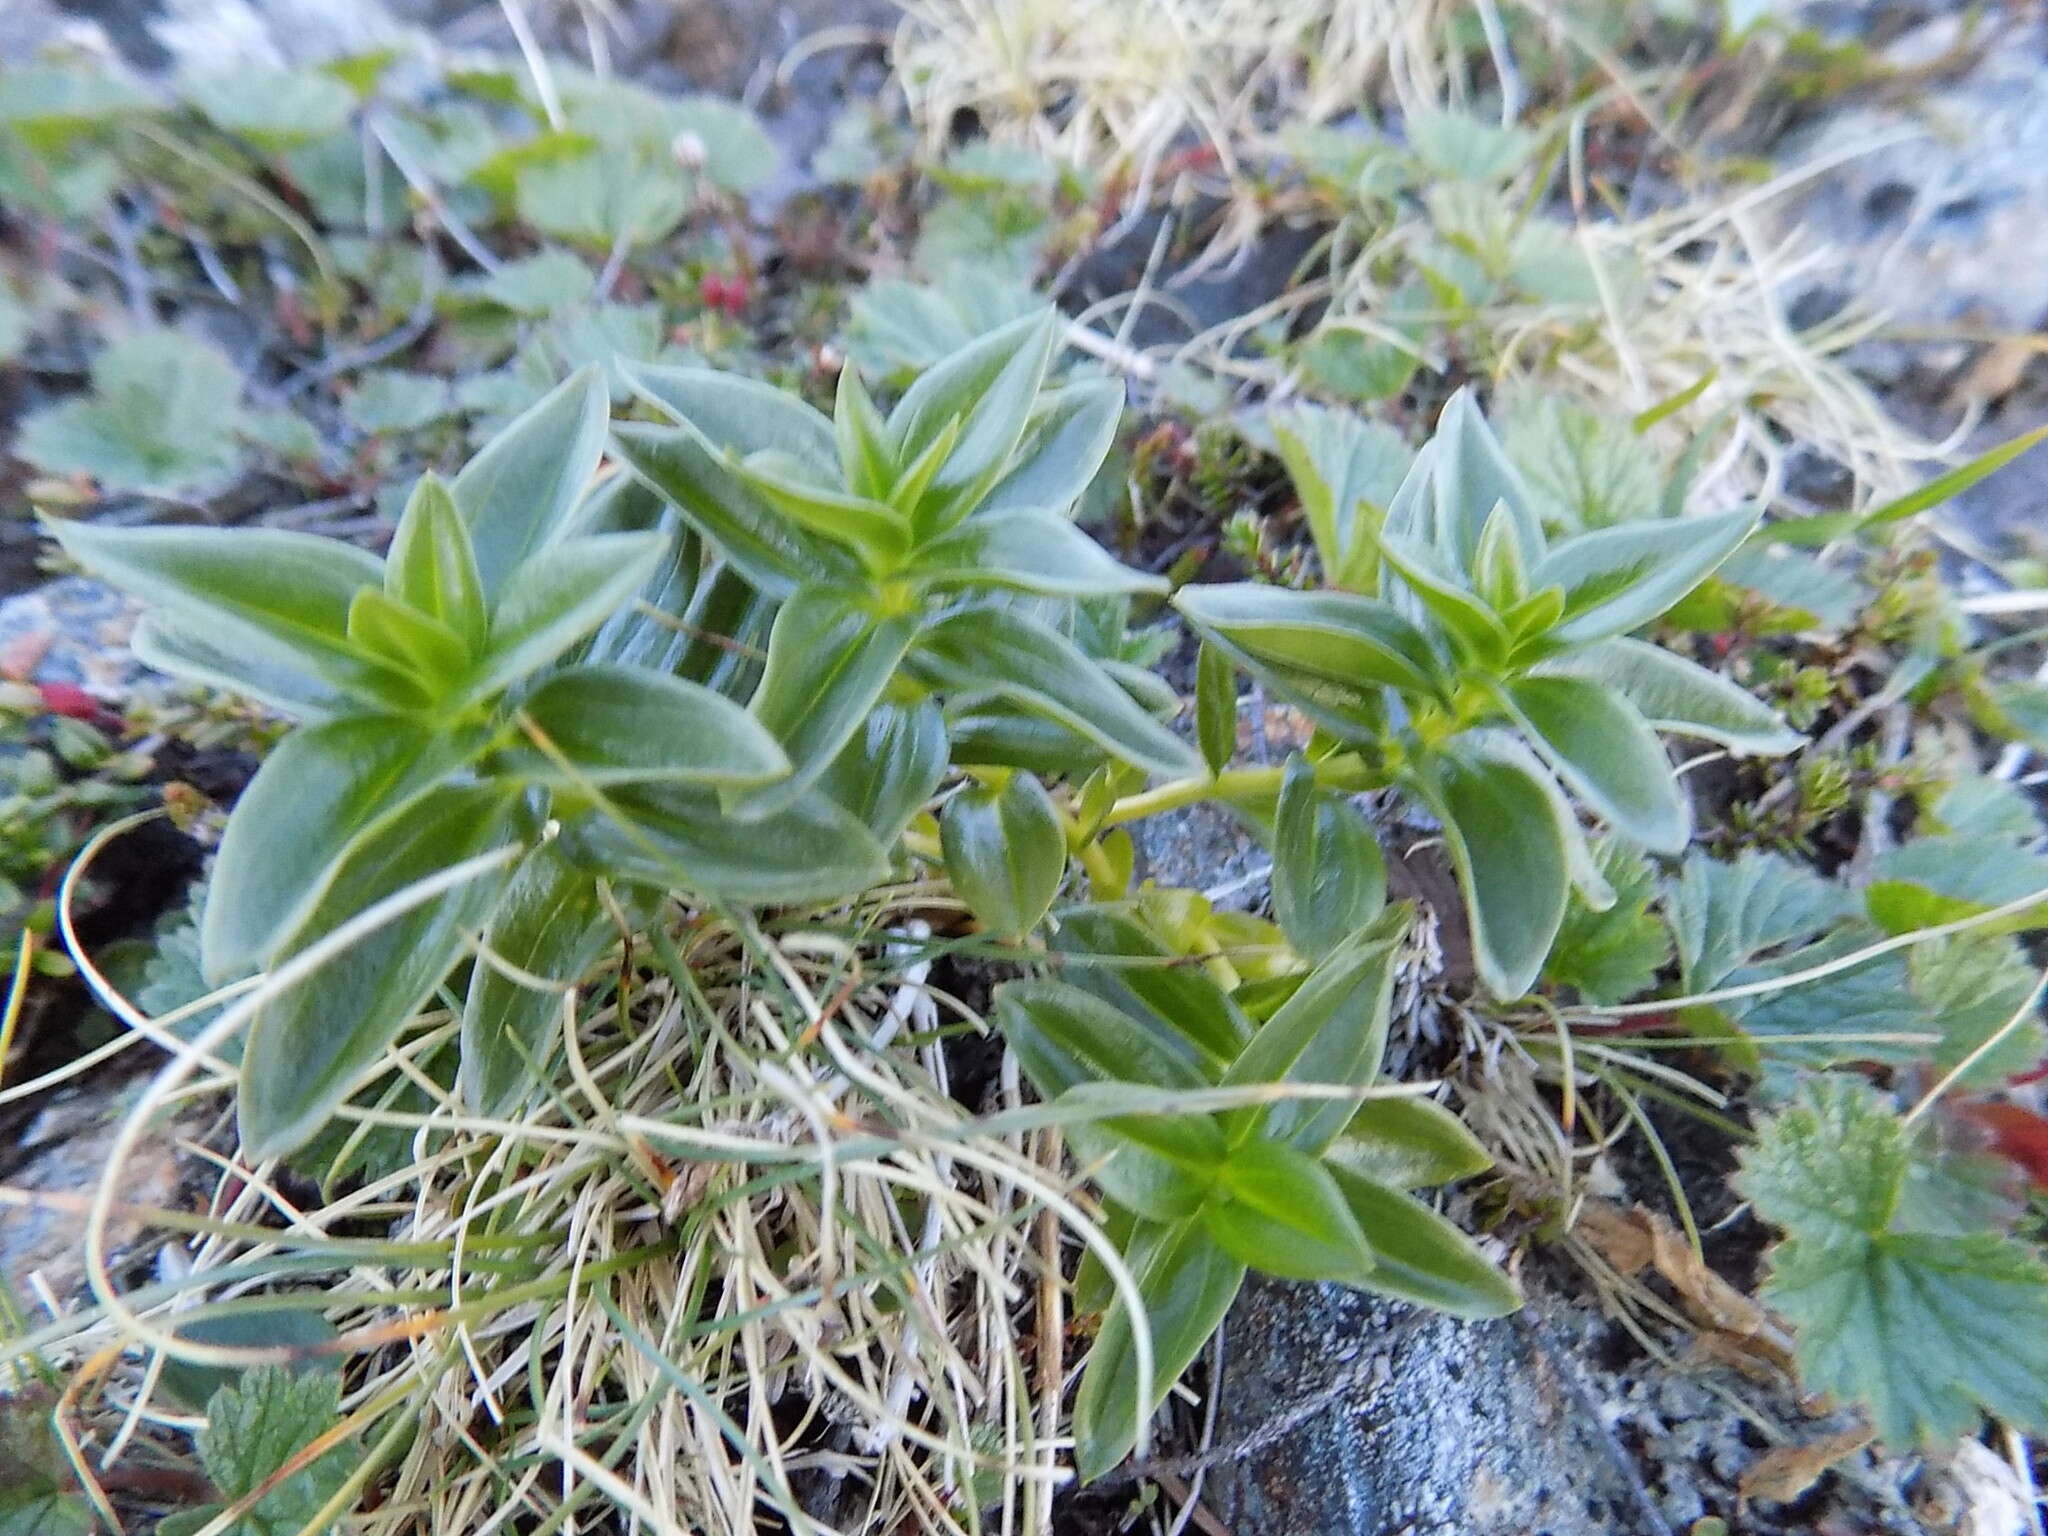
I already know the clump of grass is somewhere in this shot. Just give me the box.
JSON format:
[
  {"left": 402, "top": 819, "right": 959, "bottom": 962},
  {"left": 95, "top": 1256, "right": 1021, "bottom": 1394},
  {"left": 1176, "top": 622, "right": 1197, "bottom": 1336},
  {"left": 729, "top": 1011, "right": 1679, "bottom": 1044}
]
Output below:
[{"left": 23, "top": 840, "right": 1118, "bottom": 1536}]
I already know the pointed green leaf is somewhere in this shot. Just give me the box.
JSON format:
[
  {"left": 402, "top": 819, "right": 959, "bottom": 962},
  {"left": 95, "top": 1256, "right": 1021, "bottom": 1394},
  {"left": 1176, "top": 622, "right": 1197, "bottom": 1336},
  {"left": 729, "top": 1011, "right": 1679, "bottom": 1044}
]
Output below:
[
  {"left": 914, "top": 511, "right": 1166, "bottom": 598},
  {"left": 817, "top": 699, "right": 947, "bottom": 844},
  {"left": 1195, "top": 641, "right": 1237, "bottom": 777},
  {"left": 1375, "top": 531, "right": 1510, "bottom": 668},
  {"left": 1220, "top": 915, "right": 1404, "bottom": 1153},
  {"left": 1428, "top": 387, "right": 1545, "bottom": 572},
  {"left": 346, "top": 587, "right": 470, "bottom": 690},
  {"left": 833, "top": 363, "right": 896, "bottom": 501},
  {"left": 731, "top": 454, "right": 911, "bottom": 573},
  {"left": 1073, "top": 1219, "right": 1244, "bottom": 1483},
  {"left": 1502, "top": 674, "right": 1689, "bottom": 853},
  {"left": 1205, "top": 1139, "right": 1374, "bottom": 1283},
  {"left": 1173, "top": 582, "right": 1441, "bottom": 736},
  {"left": 915, "top": 605, "right": 1201, "bottom": 779},
  {"left": 1421, "top": 733, "right": 1572, "bottom": 999},
  {"left": 941, "top": 773, "right": 1068, "bottom": 940},
  {"left": 452, "top": 366, "right": 610, "bottom": 597},
  {"left": 992, "top": 979, "right": 1209, "bottom": 1100},
  {"left": 385, "top": 472, "right": 487, "bottom": 653},
  {"left": 888, "top": 309, "right": 1058, "bottom": 531},
  {"left": 1061, "top": 1086, "right": 1226, "bottom": 1222},
  {"left": 515, "top": 662, "right": 789, "bottom": 788},
  {"left": 1273, "top": 754, "right": 1387, "bottom": 962},
  {"left": 238, "top": 784, "right": 517, "bottom": 1161},
  {"left": 132, "top": 613, "right": 355, "bottom": 719},
  {"left": 734, "top": 584, "right": 920, "bottom": 817},
  {"left": 1330, "top": 1169, "right": 1520, "bottom": 1318},
  {"left": 1531, "top": 506, "right": 1759, "bottom": 644},
  {"left": 1549, "top": 636, "right": 1800, "bottom": 755},
  {"left": 46, "top": 519, "right": 412, "bottom": 709},
  {"left": 1325, "top": 1095, "right": 1492, "bottom": 1188},
  {"left": 201, "top": 715, "right": 475, "bottom": 984},
  {"left": 626, "top": 360, "right": 839, "bottom": 477},
  {"left": 1048, "top": 905, "right": 1252, "bottom": 1072},
  {"left": 611, "top": 419, "right": 858, "bottom": 596},
  {"left": 981, "top": 378, "right": 1124, "bottom": 516},
  {"left": 561, "top": 783, "right": 887, "bottom": 906},
  {"left": 459, "top": 842, "right": 613, "bottom": 1115},
  {"left": 468, "top": 531, "right": 668, "bottom": 700}
]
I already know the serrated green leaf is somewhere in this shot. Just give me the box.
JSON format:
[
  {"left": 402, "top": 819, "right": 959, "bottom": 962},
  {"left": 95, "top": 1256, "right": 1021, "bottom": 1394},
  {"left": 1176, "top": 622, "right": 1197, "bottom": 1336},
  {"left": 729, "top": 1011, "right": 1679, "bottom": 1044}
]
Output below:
[
  {"left": 196, "top": 1364, "right": 349, "bottom": 1536},
  {"left": 183, "top": 66, "right": 355, "bottom": 145},
  {"left": 1738, "top": 1077, "right": 1908, "bottom": 1241},
  {"left": 1328, "top": 1167, "right": 1520, "bottom": 1318},
  {"left": 1542, "top": 839, "right": 1671, "bottom": 1004},
  {"left": 1500, "top": 395, "right": 1663, "bottom": 533},
  {"left": 473, "top": 248, "right": 595, "bottom": 314},
  {"left": 1668, "top": 847, "right": 1850, "bottom": 993},
  {"left": 1270, "top": 402, "right": 1411, "bottom": 591},
  {"left": 1503, "top": 674, "right": 1688, "bottom": 853},
  {"left": 1866, "top": 835, "right": 2048, "bottom": 936},
  {"left": 343, "top": 369, "right": 455, "bottom": 435},
  {"left": 19, "top": 328, "right": 248, "bottom": 495},
  {"left": 941, "top": 774, "right": 1067, "bottom": 940},
  {"left": 1272, "top": 754, "right": 1386, "bottom": 963},
  {"left": 452, "top": 366, "right": 610, "bottom": 597}
]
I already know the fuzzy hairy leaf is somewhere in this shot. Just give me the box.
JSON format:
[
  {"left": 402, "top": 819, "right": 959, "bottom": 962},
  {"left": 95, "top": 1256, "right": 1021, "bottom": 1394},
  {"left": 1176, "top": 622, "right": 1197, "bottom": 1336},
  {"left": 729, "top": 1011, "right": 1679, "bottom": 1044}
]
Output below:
[
  {"left": 515, "top": 663, "right": 788, "bottom": 788},
  {"left": 1532, "top": 507, "right": 1758, "bottom": 644},
  {"left": 20, "top": 328, "right": 248, "bottom": 495},
  {"left": 1503, "top": 674, "right": 1688, "bottom": 853},
  {"left": 914, "top": 511, "right": 1165, "bottom": 598},
  {"left": 980, "top": 379, "right": 1124, "bottom": 516},
  {"left": 468, "top": 531, "right": 668, "bottom": 700},
  {"left": 1551, "top": 637, "right": 1800, "bottom": 755}
]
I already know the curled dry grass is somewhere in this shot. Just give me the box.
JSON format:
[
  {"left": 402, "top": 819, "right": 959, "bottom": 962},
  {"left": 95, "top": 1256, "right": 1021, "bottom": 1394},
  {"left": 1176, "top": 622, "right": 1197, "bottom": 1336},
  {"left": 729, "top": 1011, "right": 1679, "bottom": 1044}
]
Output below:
[{"left": 12, "top": 838, "right": 1130, "bottom": 1536}]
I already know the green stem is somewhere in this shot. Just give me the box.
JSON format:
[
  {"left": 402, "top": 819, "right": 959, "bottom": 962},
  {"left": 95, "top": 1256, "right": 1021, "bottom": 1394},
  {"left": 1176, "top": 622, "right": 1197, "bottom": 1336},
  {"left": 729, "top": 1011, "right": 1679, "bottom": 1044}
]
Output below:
[{"left": 1102, "top": 755, "right": 1386, "bottom": 828}]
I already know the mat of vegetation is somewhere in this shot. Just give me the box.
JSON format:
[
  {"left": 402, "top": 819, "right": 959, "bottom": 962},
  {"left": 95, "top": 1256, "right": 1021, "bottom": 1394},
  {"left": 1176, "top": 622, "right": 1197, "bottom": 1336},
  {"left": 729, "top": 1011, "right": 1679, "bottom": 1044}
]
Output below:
[{"left": 2, "top": 3, "right": 2048, "bottom": 1534}]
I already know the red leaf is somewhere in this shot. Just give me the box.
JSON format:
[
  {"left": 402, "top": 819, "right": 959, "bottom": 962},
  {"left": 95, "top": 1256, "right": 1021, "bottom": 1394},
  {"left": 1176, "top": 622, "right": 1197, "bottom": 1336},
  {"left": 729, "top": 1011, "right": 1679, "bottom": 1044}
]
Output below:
[{"left": 1960, "top": 1101, "right": 2048, "bottom": 1190}]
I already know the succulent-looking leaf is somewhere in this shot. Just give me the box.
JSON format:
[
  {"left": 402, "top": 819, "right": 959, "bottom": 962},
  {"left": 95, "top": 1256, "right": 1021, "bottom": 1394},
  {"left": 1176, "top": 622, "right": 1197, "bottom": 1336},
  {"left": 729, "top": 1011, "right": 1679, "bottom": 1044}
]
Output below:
[
  {"left": 459, "top": 843, "right": 614, "bottom": 1115},
  {"left": 385, "top": 473, "right": 488, "bottom": 653},
  {"left": 915, "top": 605, "right": 1201, "bottom": 779},
  {"left": 1532, "top": 506, "right": 1759, "bottom": 644},
  {"left": 468, "top": 531, "right": 668, "bottom": 701},
  {"left": 238, "top": 784, "right": 517, "bottom": 1161},
  {"left": 1547, "top": 636, "right": 1800, "bottom": 755},
  {"left": 515, "top": 663, "right": 789, "bottom": 788},
  {"left": 734, "top": 584, "right": 920, "bottom": 817},
  {"left": 914, "top": 511, "right": 1167, "bottom": 598},
  {"left": 1330, "top": 1168, "right": 1520, "bottom": 1317},
  {"left": 1420, "top": 732, "right": 1572, "bottom": 999},
  {"left": 1204, "top": 1139, "right": 1374, "bottom": 1283},
  {"left": 1273, "top": 754, "right": 1387, "bottom": 962},
  {"left": 941, "top": 774, "right": 1068, "bottom": 940},
  {"left": 451, "top": 366, "right": 609, "bottom": 597},
  {"left": 1503, "top": 674, "right": 1689, "bottom": 853},
  {"left": 1072, "top": 1218, "right": 1245, "bottom": 1483},
  {"left": 201, "top": 715, "right": 474, "bottom": 983}
]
